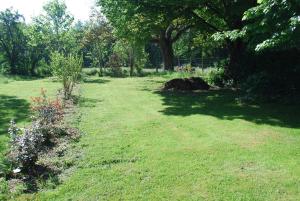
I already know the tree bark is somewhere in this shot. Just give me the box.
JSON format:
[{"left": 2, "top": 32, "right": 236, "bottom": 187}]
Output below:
[
  {"left": 224, "top": 0, "right": 257, "bottom": 84},
  {"left": 159, "top": 33, "right": 174, "bottom": 71},
  {"left": 226, "top": 38, "right": 246, "bottom": 83}
]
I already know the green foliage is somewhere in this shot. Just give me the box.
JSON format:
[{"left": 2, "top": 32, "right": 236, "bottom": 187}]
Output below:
[
  {"left": 110, "top": 39, "right": 148, "bottom": 76},
  {"left": 0, "top": 178, "right": 9, "bottom": 200},
  {"left": 50, "top": 52, "right": 82, "bottom": 99},
  {"left": 242, "top": 0, "right": 300, "bottom": 52},
  {"left": 98, "top": 0, "right": 198, "bottom": 70},
  {"left": 207, "top": 68, "right": 224, "bottom": 86},
  {"left": 0, "top": 1, "right": 81, "bottom": 76}
]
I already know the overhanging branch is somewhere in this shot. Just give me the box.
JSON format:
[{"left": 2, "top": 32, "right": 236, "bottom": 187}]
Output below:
[{"left": 191, "top": 11, "right": 221, "bottom": 32}]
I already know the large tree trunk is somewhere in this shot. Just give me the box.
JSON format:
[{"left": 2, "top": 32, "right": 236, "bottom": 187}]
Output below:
[
  {"left": 159, "top": 32, "right": 174, "bottom": 71},
  {"left": 224, "top": 0, "right": 257, "bottom": 84},
  {"left": 226, "top": 38, "right": 246, "bottom": 83}
]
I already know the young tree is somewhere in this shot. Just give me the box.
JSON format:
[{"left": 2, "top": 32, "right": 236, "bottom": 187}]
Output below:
[
  {"left": 50, "top": 51, "right": 82, "bottom": 99},
  {"left": 113, "top": 39, "right": 147, "bottom": 76},
  {"left": 82, "top": 10, "right": 115, "bottom": 75}
]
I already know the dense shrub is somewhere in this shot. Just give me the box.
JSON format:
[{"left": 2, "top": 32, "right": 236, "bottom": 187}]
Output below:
[
  {"left": 8, "top": 90, "right": 64, "bottom": 172},
  {"left": 0, "top": 178, "right": 9, "bottom": 200},
  {"left": 240, "top": 72, "right": 295, "bottom": 102},
  {"left": 35, "top": 60, "right": 52, "bottom": 77}
]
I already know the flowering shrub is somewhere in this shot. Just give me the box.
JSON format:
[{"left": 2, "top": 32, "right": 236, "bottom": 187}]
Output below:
[
  {"left": 31, "top": 88, "right": 63, "bottom": 125},
  {"left": 175, "top": 64, "right": 194, "bottom": 73},
  {"left": 9, "top": 121, "right": 44, "bottom": 171},
  {"left": 8, "top": 120, "right": 19, "bottom": 144},
  {"left": 8, "top": 89, "right": 65, "bottom": 172}
]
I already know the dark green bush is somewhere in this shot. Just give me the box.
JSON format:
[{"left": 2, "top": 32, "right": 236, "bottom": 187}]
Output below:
[
  {"left": 207, "top": 68, "right": 227, "bottom": 87},
  {"left": 107, "top": 66, "right": 124, "bottom": 77},
  {"left": 241, "top": 72, "right": 300, "bottom": 102},
  {"left": 84, "top": 68, "right": 98, "bottom": 76}
]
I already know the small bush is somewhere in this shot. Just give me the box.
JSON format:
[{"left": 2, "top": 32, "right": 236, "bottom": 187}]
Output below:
[
  {"left": 107, "top": 66, "right": 124, "bottom": 77},
  {"left": 207, "top": 68, "right": 226, "bottom": 87},
  {"left": 8, "top": 90, "right": 65, "bottom": 172}
]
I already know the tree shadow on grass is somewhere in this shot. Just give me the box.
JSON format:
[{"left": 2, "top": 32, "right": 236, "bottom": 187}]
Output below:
[
  {"left": 0, "top": 95, "right": 30, "bottom": 136},
  {"left": 79, "top": 97, "right": 103, "bottom": 108},
  {"left": 155, "top": 89, "right": 300, "bottom": 128},
  {"left": 82, "top": 78, "right": 110, "bottom": 84}
]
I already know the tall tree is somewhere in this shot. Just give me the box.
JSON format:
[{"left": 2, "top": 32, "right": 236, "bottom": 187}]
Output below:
[
  {"left": 98, "top": 0, "right": 195, "bottom": 70},
  {"left": 145, "top": 0, "right": 257, "bottom": 80},
  {"left": 34, "top": 0, "right": 74, "bottom": 53}
]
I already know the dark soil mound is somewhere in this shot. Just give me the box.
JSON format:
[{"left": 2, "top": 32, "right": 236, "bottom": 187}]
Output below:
[{"left": 163, "top": 77, "right": 210, "bottom": 91}]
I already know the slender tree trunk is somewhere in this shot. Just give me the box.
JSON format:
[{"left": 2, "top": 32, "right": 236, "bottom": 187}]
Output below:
[
  {"left": 129, "top": 61, "right": 134, "bottom": 76},
  {"left": 129, "top": 48, "right": 135, "bottom": 76},
  {"left": 31, "top": 60, "right": 38, "bottom": 76},
  {"left": 9, "top": 57, "right": 17, "bottom": 74},
  {"left": 159, "top": 36, "right": 174, "bottom": 71}
]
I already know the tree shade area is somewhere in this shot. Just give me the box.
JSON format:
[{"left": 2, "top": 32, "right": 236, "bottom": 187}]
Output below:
[{"left": 0, "top": 0, "right": 300, "bottom": 200}]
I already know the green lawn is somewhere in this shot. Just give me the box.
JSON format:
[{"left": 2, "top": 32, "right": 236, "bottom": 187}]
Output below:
[{"left": 1, "top": 76, "right": 300, "bottom": 200}]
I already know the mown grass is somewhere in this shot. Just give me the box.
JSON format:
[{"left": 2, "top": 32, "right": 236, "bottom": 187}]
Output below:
[{"left": 1, "top": 75, "right": 300, "bottom": 200}]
